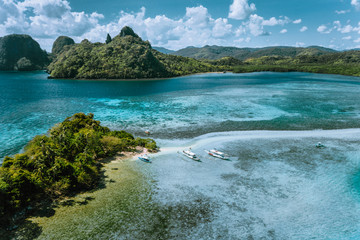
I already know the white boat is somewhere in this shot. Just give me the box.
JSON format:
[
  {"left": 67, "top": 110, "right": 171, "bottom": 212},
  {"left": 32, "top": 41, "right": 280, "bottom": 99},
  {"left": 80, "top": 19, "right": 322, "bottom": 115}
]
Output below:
[
  {"left": 205, "top": 149, "right": 229, "bottom": 160},
  {"left": 316, "top": 142, "right": 325, "bottom": 148},
  {"left": 138, "top": 154, "right": 151, "bottom": 163},
  {"left": 182, "top": 149, "right": 200, "bottom": 161}
]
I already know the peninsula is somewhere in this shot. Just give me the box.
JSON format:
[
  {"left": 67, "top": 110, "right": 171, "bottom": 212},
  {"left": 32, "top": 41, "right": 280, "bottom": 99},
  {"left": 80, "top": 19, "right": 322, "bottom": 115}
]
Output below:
[{"left": 0, "top": 113, "right": 157, "bottom": 226}]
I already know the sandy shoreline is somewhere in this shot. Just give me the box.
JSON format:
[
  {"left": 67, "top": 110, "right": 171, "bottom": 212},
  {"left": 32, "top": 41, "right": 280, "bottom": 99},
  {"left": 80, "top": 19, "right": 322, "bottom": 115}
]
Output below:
[{"left": 107, "top": 146, "right": 152, "bottom": 163}]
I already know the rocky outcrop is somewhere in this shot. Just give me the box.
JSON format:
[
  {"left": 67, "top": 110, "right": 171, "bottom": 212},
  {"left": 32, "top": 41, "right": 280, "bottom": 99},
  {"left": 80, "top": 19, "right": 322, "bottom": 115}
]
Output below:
[
  {"left": 0, "top": 34, "right": 49, "bottom": 71},
  {"left": 52, "top": 36, "right": 75, "bottom": 55}
]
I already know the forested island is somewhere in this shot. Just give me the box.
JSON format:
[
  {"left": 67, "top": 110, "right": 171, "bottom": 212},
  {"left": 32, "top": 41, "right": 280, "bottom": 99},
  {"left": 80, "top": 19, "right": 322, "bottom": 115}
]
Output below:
[
  {"left": 1, "top": 26, "right": 360, "bottom": 78},
  {"left": 48, "top": 26, "right": 218, "bottom": 79},
  {"left": 0, "top": 113, "right": 157, "bottom": 226}
]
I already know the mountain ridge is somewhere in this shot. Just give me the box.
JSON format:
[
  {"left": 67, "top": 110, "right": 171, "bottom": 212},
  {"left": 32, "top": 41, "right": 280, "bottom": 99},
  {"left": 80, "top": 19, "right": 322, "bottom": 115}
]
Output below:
[{"left": 171, "top": 45, "right": 337, "bottom": 60}]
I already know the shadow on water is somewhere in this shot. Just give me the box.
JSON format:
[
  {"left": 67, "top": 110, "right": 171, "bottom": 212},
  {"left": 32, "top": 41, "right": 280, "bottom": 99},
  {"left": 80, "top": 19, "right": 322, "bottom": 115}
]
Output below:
[
  {"left": 0, "top": 165, "right": 112, "bottom": 240},
  {"left": 0, "top": 220, "right": 42, "bottom": 240}
]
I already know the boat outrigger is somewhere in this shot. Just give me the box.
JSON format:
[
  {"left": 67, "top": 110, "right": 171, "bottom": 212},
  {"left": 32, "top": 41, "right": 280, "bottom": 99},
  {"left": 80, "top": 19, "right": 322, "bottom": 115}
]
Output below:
[
  {"left": 138, "top": 154, "right": 151, "bottom": 163},
  {"left": 181, "top": 149, "right": 200, "bottom": 161},
  {"left": 205, "top": 149, "right": 229, "bottom": 160}
]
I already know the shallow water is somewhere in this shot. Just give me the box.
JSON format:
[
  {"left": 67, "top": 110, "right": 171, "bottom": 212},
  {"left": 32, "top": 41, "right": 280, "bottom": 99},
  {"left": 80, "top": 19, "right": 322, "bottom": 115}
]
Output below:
[
  {"left": 1, "top": 71, "right": 360, "bottom": 159},
  {"left": 28, "top": 130, "right": 360, "bottom": 239},
  {"left": 1, "top": 72, "right": 360, "bottom": 239}
]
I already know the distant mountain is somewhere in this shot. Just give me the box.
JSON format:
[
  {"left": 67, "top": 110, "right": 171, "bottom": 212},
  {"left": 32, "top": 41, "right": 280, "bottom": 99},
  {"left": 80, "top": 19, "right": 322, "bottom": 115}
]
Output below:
[
  {"left": 0, "top": 34, "right": 50, "bottom": 71},
  {"left": 233, "top": 49, "right": 360, "bottom": 76},
  {"left": 172, "top": 45, "right": 337, "bottom": 60},
  {"left": 48, "top": 27, "right": 217, "bottom": 79},
  {"left": 153, "top": 47, "right": 175, "bottom": 54}
]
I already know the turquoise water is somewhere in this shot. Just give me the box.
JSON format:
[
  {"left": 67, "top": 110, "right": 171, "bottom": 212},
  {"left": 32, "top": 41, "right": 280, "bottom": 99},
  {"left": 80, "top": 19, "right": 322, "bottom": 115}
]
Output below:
[
  {"left": 2, "top": 71, "right": 360, "bottom": 239},
  {"left": 1, "top": 71, "right": 360, "bottom": 159}
]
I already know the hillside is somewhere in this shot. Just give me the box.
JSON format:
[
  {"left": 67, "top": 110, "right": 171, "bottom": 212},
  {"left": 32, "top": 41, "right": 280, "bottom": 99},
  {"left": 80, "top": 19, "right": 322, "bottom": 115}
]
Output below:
[
  {"left": 233, "top": 50, "right": 360, "bottom": 76},
  {"left": 172, "top": 45, "right": 337, "bottom": 60},
  {"left": 48, "top": 27, "right": 217, "bottom": 79},
  {"left": 0, "top": 34, "right": 50, "bottom": 71},
  {"left": 52, "top": 36, "right": 75, "bottom": 55}
]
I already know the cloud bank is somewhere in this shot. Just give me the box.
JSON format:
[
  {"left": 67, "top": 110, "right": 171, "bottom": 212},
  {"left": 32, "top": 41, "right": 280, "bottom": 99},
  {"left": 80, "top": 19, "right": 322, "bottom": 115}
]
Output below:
[{"left": 0, "top": 0, "right": 327, "bottom": 51}]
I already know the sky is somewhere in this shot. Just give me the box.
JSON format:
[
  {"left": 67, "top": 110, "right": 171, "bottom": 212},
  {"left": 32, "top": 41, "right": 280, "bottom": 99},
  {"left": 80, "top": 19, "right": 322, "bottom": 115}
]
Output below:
[{"left": 1, "top": 0, "right": 360, "bottom": 52}]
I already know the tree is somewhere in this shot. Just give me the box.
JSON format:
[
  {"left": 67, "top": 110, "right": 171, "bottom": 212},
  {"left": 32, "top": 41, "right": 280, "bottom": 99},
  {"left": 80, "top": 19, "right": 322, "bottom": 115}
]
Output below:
[{"left": 106, "top": 34, "right": 112, "bottom": 44}]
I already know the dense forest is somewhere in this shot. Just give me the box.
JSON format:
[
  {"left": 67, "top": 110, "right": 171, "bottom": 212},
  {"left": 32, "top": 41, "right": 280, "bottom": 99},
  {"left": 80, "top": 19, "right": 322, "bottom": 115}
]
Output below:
[
  {"left": 0, "top": 113, "right": 157, "bottom": 225},
  {"left": 47, "top": 27, "right": 218, "bottom": 79},
  {"left": 171, "top": 45, "right": 337, "bottom": 60},
  {"left": 0, "top": 26, "right": 360, "bottom": 77},
  {"left": 44, "top": 27, "right": 360, "bottom": 78},
  {"left": 232, "top": 51, "right": 360, "bottom": 76},
  {"left": 0, "top": 34, "right": 50, "bottom": 71}
]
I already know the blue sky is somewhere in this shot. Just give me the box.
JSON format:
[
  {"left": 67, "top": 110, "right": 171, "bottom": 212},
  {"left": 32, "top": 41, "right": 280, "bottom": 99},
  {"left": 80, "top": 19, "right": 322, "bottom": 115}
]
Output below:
[{"left": 1, "top": 0, "right": 360, "bottom": 51}]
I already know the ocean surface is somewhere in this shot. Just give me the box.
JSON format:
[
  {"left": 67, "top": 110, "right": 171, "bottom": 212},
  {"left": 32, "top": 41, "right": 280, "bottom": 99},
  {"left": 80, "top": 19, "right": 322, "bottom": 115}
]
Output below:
[{"left": 1, "top": 71, "right": 360, "bottom": 239}]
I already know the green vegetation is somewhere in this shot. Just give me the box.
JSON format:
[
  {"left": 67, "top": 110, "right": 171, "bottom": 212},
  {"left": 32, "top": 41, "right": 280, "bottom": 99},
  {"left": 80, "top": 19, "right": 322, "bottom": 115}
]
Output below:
[
  {"left": 233, "top": 51, "right": 360, "bottom": 76},
  {"left": 0, "top": 113, "right": 157, "bottom": 224},
  {"left": 0, "top": 34, "right": 50, "bottom": 71},
  {"left": 52, "top": 36, "right": 75, "bottom": 55},
  {"left": 105, "top": 34, "right": 112, "bottom": 44},
  {"left": 1, "top": 27, "right": 358, "bottom": 77},
  {"left": 47, "top": 26, "right": 220, "bottom": 79},
  {"left": 172, "top": 45, "right": 336, "bottom": 60},
  {"left": 48, "top": 27, "right": 359, "bottom": 79}
]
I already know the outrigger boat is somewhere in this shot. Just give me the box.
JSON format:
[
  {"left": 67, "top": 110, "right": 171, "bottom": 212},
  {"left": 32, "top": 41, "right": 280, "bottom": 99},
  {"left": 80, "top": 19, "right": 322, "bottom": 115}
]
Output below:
[
  {"left": 205, "top": 149, "right": 229, "bottom": 160},
  {"left": 181, "top": 149, "right": 200, "bottom": 161},
  {"left": 316, "top": 142, "right": 325, "bottom": 149},
  {"left": 138, "top": 154, "right": 151, "bottom": 163}
]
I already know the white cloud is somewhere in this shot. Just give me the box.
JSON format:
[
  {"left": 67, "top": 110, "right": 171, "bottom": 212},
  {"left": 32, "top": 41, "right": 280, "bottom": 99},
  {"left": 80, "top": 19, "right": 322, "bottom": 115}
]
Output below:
[
  {"left": 237, "top": 14, "right": 291, "bottom": 37},
  {"left": 18, "top": 0, "right": 71, "bottom": 19},
  {"left": 262, "top": 16, "right": 290, "bottom": 26},
  {"left": 335, "top": 10, "right": 349, "bottom": 14},
  {"left": 293, "top": 19, "right": 302, "bottom": 24},
  {"left": 280, "top": 29, "right": 287, "bottom": 34},
  {"left": 296, "top": 42, "right": 305, "bottom": 47},
  {"left": 342, "top": 36, "right": 352, "bottom": 40},
  {"left": 0, "top": 0, "right": 21, "bottom": 24},
  {"left": 317, "top": 25, "right": 332, "bottom": 34},
  {"left": 338, "top": 24, "right": 353, "bottom": 33},
  {"left": 351, "top": 0, "right": 360, "bottom": 10},
  {"left": 212, "top": 18, "right": 233, "bottom": 38},
  {"left": 82, "top": 5, "right": 238, "bottom": 50},
  {"left": 354, "top": 37, "right": 360, "bottom": 43},
  {"left": 247, "top": 14, "right": 269, "bottom": 36},
  {"left": 0, "top": 1, "right": 299, "bottom": 51},
  {"left": 0, "top": 0, "right": 103, "bottom": 49},
  {"left": 234, "top": 37, "right": 251, "bottom": 44},
  {"left": 333, "top": 20, "right": 360, "bottom": 34},
  {"left": 228, "top": 0, "right": 256, "bottom": 20},
  {"left": 300, "top": 26, "right": 308, "bottom": 32},
  {"left": 185, "top": 5, "right": 210, "bottom": 28}
]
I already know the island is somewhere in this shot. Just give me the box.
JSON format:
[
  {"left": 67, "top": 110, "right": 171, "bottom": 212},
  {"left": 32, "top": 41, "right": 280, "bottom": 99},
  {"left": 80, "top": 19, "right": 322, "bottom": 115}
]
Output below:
[
  {"left": 1, "top": 26, "right": 360, "bottom": 77},
  {"left": 0, "top": 34, "right": 50, "bottom": 71},
  {"left": 0, "top": 113, "right": 157, "bottom": 226},
  {"left": 47, "top": 26, "right": 218, "bottom": 79}
]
